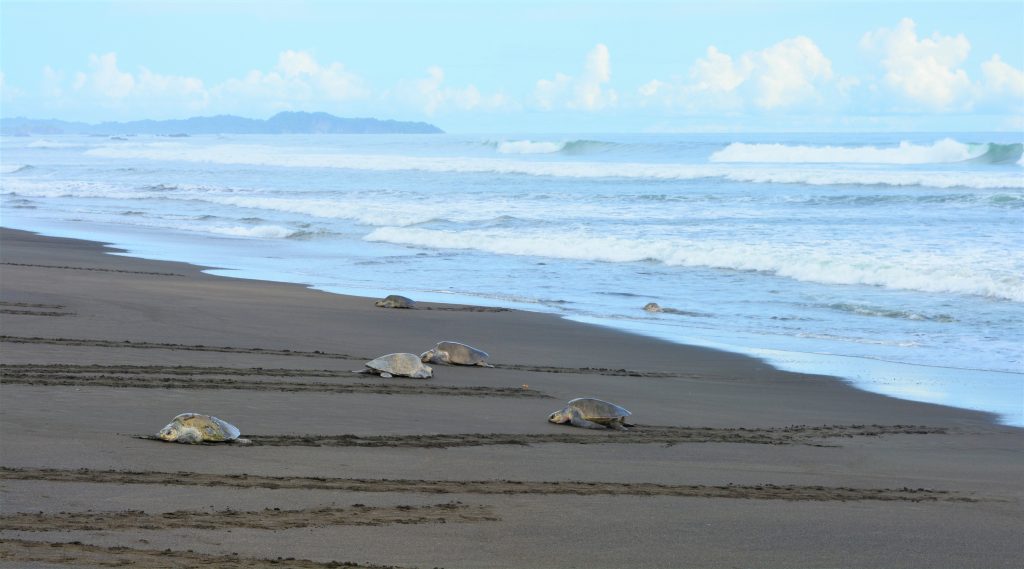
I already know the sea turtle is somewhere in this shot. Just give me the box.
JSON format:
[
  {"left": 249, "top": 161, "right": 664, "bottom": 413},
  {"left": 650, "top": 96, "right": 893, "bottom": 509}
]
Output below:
[
  {"left": 643, "top": 302, "right": 707, "bottom": 317},
  {"left": 360, "top": 353, "right": 433, "bottom": 379},
  {"left": 156, "top": 413, "right": 245, "bottom": 444},
  {"left": 421, "top": 341, "right": 494, "bottom": 367},
  {"left": 548, "top": 398, "right": 633, "bottom": 430},
  {"left": 375, "top": 295, "right": 415, "bottom": 309}
]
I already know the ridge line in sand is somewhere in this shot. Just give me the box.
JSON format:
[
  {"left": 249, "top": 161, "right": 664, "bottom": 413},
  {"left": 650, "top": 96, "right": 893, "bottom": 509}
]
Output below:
[
  {"left": 132, "top": 424, "right": 948, "bottom": 448},
  {"left": 0, "top": 467, "right": 977, "bottom": 502},
  {"left": 1, "top": 372, "right": 551, "bottom": 398},
  {"left": 0, "top": 502, "right": 498, "bottom": 531},
  {"left": 0, "top": 538, "right": 405, "bottom": 569},
  {"left": 0, "top": 262, "right": 185, "bottom": 277},
  {"left": 0, "top": 338, "right": 696, "bottom": 377}
]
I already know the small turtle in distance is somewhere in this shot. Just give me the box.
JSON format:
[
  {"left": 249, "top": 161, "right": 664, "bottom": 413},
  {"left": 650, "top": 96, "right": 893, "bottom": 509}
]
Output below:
[
  {"left": 359, "top": 353, "right": 433, "bottom": 379},
  {"left": 375, "top": 295, "right": 415, "bottom": 309},
  {"left": 643, "top": 302, "right": 708, "bottom": 317},
  {"left": 421, "top": 341, "right": 494, "bottom": 367},
  {"left": 548, "top": 398, "right": 633, "bottom": 430}
]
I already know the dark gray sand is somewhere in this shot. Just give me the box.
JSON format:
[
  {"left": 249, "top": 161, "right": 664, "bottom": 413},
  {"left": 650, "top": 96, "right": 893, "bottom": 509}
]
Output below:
[{"left": 1, "top": 228, "right": 1021, "bottom": 568}]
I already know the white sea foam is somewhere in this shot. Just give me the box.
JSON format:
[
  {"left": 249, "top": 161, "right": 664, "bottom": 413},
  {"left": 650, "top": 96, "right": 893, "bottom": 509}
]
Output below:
[
  {"left": 202, "top": 195, "right": 469, "bottom": 227},
  {"left": 109, "top": 215, "right": 299, "bottom": 239},
  {"left": 26, "top": 139, "right": 84, "bottom": 149},
  {"left": 86, "top": 143, "right": 1024, "bottom": 189},
  {"left": 496, "top": 140, "right": 566, "bottom": 154},
  {"left": 202, "top": 224, "right": 297, "bottom": 239},
  {"left": 710, "top": 139, "right": 983, "bottom": 164},
  {"left": 0, "top": 179, "right": 153, "bottom": 200},
  {"left": 365, "top": 228, "right": 1024, "bottom": 302}
]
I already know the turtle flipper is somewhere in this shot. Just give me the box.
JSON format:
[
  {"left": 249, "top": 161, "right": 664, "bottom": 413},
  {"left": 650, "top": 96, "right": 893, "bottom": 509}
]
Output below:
[
  {"left": 569, "top": 409, "right": 608, "bottom": 430},
  {"left": 608, "top": 420, "right": 629, "bottom": 431}
]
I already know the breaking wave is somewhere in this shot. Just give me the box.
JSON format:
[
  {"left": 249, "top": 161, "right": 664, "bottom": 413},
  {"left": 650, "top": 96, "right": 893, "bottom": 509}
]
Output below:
[
  {"left": 85, "top": 144, "right": 1023, "bottom": 189},
  {"left": 365, "top": 227, "right": 1024, "bottom": 302},
  {"left": 710, "top": 139, "right": 1023, "bottom": 165},
  {"left": 1, "top": 165, "right": 35, "bottom": 174},
  {"left": 492, "top": 139, "right": 619, "bottom": 155},
  {"left": 211, "top": 224, "right": 298, "bottom": 238},
  {"left": 495, "top": 140, "right": 565, "bottom": 154},
  {"left": 822, "top": 303, "right": 956, "bottom": 322},
  {"left": 26, "top": 139, "right": 84, "bottom": 149}
]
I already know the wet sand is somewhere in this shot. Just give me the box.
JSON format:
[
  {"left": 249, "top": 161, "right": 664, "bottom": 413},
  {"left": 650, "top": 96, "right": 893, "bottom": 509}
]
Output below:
[{"left": 1, "top": 227, "right": 1021, "bottom": 568}]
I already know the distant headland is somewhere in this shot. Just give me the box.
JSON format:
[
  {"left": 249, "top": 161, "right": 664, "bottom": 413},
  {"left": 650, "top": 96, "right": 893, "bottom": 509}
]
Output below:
[{"left": 0, "top": 111, "right": 444, "bottom": 136}]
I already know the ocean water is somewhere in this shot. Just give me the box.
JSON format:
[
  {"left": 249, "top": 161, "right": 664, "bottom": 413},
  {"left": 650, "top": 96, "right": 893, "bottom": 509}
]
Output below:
[{"left": 2, "top": 132, "right": 1022, "bottom": 425}]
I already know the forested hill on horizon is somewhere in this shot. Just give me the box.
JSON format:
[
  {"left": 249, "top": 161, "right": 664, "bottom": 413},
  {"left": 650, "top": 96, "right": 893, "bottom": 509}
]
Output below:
[{"left": 0, "top": 111, "right": 444, "bottom": 135}]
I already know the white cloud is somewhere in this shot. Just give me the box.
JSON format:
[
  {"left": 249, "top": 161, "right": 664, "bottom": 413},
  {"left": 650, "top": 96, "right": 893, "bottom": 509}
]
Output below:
[
  {"left": 638, "top": 37, "right": 833, "bottom": 111},
  {"left": 42, "top": 66, "right": 63, "bottom": 99},
  {"left": 691, "top": 46, "right": 749, "bottom": 93},
  {"left": 75, "top": 53, "right": 135, "bottom": 98},
  {"left": 747, "top": 36, "right": 832, "bottom": 109},
  {"left": 212, "top": 50, "right": 368, "bottom": 106},
  {"left": 534, "top": 44, "right": 617, "bottom": 111},
  {"left": 575, "top": 43, "right": 616, "bottom": 110},
  {"left": 39, "top": 50, "right": 370, "bottom": 116},
  {"left": 398, "top": 65, "right": 512, "bottom": 115},
  {"left": 981, "top": 54, "right": 1024, "bottom": 99},
  {"left": 637, "top": 79, "right": 665, "bottom": 99},
  {"left": 860, "top": 18, "right": 972, "bottom": 110},
  {"left": 534, "top": 72, "right": 572, "bottom": 110},
  {"left": 0, "top": 70, "right": 19, "bottom": 102},
  {"left": 65, "top": 52, "right": 208, "bottom": 112}
]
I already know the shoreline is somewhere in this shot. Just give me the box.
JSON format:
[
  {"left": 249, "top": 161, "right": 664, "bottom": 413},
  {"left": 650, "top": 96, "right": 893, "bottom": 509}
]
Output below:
[
  {"left": 4, "top": 221, "right": 1020, "bottom": 426},
  {"left": 2, "top": 227, "right": 1022, "bottom": 568}
]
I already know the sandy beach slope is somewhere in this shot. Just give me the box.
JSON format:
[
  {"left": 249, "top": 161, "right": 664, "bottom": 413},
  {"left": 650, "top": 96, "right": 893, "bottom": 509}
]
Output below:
[{"left": 1, "top": 227, "right": 1021, "bottom": 568}]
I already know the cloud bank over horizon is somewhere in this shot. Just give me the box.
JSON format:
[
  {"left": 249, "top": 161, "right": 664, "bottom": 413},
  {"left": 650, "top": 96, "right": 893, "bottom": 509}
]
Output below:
[{"left": 2, "top": 8, "right": 1021, "bottom": 132}]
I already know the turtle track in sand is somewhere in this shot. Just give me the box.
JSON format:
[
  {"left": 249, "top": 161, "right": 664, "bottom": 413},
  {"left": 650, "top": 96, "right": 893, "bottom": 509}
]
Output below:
[
  {"left": 131, "top": 424, "right": 947, "bottom": 449},
  {"left": 0, "top": 336, "right": 361, "bottom": 360},
  {"left": 0, "top": 467, "right": 976, "bottom": 503},
  {"left": 0, "top": 301, "right": 75, "bottom": 317},
  {"left": 0, "top": 365, "right": 550, "bottom": 399},
  {"left": 0, "top": 539, "right": 403, "bottom": 569},
  {"left": 0, "top": 502, "right": 497, "bottom": 532},
  {"left": 1, "top": 363, "right": 359, "bottom": 378},
  {"left": 0, "top": 262, "right": 185, "bottom": 277},
  {"left": 420, "top": 305, "right": 511, "bottom": 312},
  {"left": 0, "top": 337, "right": 697, "bottom": 378}
]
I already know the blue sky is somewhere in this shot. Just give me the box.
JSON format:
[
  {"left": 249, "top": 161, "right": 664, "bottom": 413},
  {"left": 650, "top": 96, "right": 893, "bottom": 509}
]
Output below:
[{"left": 1, "top": 0, "right": 1022, "bottom": 132}]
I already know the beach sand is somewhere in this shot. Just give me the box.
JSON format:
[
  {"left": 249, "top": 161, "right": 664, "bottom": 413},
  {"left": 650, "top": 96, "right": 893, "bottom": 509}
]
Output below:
[{"left": 1, "top": 227, "right": 1021, "bottom": 568}]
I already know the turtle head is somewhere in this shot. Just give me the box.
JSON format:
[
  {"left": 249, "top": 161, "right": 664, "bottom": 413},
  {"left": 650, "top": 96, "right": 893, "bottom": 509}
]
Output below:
[
  {"left": 157, "top": 423, "right": 182, "bottom": 442},
  {"left": 158, "top": 424, "right": 204, "bottom": 443},
  {"left": 421, "top": 349, "right": 450, "bottom": 364},
  {"left": 548, "top": 408, "right": 571, "bottom": 424},
  {"left": 157, "top": 419, "right": 206, "bottom": 443}
]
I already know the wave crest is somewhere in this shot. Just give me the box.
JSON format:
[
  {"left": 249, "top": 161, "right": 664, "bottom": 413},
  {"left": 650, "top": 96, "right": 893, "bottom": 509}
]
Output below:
[
  {"left": 710, "top": 139, "right": 1022, "bottom": 165},
  {"left": 496, "top": 140, "right": 565, "bottom": 154},
  {"left": 365, "top": 228, "right": 1024, "bottom": 302},
  {"left": 493, "top": 139, "right": 618, "bottom": 155},
  {"left": 85, "top": 144, "right": 1024, "bottom": 189}
]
